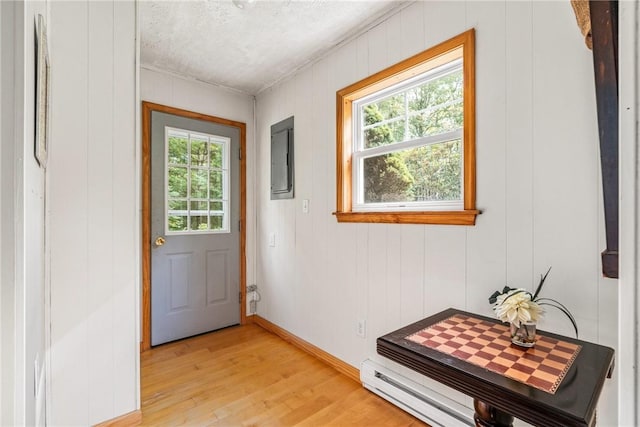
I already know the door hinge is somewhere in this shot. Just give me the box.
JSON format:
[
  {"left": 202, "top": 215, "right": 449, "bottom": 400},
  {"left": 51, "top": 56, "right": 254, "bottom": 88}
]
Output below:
[
  {"left": 238, "top": 220, "right": 241, "bottom": 232},
  {"left": 239, "top": 291, "right": 242, "bottom": 303},
  {"left": 239, "top": 148, "right": 242, "bottom": 160}
]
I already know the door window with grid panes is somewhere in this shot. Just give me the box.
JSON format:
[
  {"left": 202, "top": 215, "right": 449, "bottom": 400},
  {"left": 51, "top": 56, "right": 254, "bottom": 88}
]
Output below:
[{"left": 165, "top": 127, "right": 230, "bottom": 234}]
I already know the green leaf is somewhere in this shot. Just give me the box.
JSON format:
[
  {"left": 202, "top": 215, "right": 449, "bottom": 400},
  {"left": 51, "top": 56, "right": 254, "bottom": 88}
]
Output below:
[{"left": 489, "top": 291, "right": 501, "bottom": 304}]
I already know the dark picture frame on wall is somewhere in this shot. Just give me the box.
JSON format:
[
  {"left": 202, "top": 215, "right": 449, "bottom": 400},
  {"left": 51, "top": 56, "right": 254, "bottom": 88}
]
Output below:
[{"left": 35, "top": 13, "right": 50, "bottom": 168}]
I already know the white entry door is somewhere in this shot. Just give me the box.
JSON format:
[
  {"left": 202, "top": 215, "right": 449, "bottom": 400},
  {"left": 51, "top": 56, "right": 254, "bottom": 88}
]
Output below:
[{"left": 150, "top": 111, "right": 240, "bottom": 346}]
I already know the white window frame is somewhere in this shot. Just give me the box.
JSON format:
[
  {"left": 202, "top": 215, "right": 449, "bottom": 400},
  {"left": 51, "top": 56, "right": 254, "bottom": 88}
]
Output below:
[
  {"left": 164, "top": 126, "right": 231, "bottom": 235},
  {"left": 351, "top": 60, "right": 464, "bottom": 212}
]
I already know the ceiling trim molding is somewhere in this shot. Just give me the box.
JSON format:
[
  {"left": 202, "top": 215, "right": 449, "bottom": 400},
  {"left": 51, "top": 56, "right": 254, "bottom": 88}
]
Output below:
[
  {"left": 140, "top": 64, "right": 254, "bottom": 97},
  {"left": 254, "top": 1, "right": 414, "bottom": 96}
]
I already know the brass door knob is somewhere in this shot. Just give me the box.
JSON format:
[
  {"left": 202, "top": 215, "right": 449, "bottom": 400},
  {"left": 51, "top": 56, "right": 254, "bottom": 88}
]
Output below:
[{"left": 154, "top": 236, "right": 166, "bottom": 247}]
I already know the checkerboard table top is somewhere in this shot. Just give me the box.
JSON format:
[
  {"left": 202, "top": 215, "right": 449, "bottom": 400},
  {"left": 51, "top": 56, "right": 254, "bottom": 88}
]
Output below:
[{"left": 406, "top": 314, "right": 581, "bottom": 394}]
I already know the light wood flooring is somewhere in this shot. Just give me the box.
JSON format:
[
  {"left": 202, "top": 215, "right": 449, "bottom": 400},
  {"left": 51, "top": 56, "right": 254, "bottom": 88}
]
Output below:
[{"left": 140, "top": 323, "right": 425, "bottom": 426}]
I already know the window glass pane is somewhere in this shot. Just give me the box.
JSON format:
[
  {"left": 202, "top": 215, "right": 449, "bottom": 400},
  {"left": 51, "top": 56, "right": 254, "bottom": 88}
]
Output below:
[
  {"left": 364, "top": 120, "right": 405, "bottom": 149},
  {"left": 363, "top": 95, "right": 404, "bottom": 125},
  {"left": 209, "top": 201, "right": 224, "bottom": 231},
  {"left": 168, "top": 215, "right": 187, "bottom": 232},
  {"left": 190, "top": 169, "right": 208, "bottom": 199},
  {"left": 408, "top": 102, "right": 463, "bottom": 139},
  {"left": 362, "top": 139, "right": 461, "bottom": 203},
  {"left": 168, "top": 167, "right": 188, "bottom": 198},
  {"left": 408, "top": 70, "right": 463, "bottom": 113},
  {"left": 407, "top": 70, "right": 463, "bottom": 138},
  {"left": 209, "top": 214, "right": 223, "bottom": 231},
  {"left": 169, "top": 200, "right": 187, "bottom": 211},
  {"left": 210, "top": 142, "right": 223, "bottom": 169},
  {"left": 362, "top": 153, "right": 413, "bottom": 203},
  {"left": 209, "top": 171, "right": 223, "bottom": 200},
  {"left": 405, "top": 139, "right": 462, "bottom": 201},
  {"left": 168, "top": 134, "right": 188, "bottom": 164},
  {"left": 190, "top": 215, "right": 208, "bottom": 231},
  {"left": 190, "top": 136, "right": 208, "bottom": 167},
  {"left": 190, "top": 200, "right": 208, "bottom": 213}
]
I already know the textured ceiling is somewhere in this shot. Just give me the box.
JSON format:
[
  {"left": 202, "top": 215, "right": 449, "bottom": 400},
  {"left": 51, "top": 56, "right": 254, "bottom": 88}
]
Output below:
[{"left": 140, "top": 1, "right": 408, "bottom": 95}]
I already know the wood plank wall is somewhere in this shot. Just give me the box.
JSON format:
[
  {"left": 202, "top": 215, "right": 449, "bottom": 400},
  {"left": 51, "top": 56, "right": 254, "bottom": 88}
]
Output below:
[
  {"left": 255, "top": 2, "right": 619, "bottom": 426},
  {"left": 48, "top": 2, "right": 137, "bottom": 425},
  {"left": 3, "top": 1, "right": 48, "bottom": 425}
]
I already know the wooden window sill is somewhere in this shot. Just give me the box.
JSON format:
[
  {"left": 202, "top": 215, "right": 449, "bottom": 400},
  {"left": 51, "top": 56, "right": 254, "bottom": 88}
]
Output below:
[{"left": 333, "top": 210, "right": 480, "bottom": 225}]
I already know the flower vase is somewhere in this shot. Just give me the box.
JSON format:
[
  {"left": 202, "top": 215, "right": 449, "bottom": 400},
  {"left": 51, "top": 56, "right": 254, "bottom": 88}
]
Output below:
[{"left": 510, "top": 321, "right": 536, "bottom": 347}]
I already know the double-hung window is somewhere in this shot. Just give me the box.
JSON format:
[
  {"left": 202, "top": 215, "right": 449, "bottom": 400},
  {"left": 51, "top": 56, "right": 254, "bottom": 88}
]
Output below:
[{"left": 335, "top": 29, "right": 478, "bottom": 225}]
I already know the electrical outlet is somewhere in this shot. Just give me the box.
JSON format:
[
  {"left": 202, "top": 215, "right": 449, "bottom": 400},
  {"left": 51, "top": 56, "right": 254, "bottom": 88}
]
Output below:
[
  {"left": 357, "top": 319, "right": 366, "bottom": 338},
  {"left": 268, "top": 232, "right": 276, "bottom": 247}
]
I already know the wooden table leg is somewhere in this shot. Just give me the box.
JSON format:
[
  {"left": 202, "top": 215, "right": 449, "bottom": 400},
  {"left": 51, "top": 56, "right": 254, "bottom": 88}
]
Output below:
[{"left": 473, "top": 399, "right": 514, "bottom": 427}]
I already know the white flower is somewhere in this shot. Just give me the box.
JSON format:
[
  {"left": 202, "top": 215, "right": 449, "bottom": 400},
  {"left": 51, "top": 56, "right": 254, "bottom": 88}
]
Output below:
[{"left": 493, "top": 289, "right": 542, "bottom": 327}]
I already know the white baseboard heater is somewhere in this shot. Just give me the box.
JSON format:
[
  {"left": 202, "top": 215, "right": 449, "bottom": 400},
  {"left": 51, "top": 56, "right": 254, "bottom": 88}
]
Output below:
[{"left": 360, "top": 359, "right": 474, "bottom": 427}]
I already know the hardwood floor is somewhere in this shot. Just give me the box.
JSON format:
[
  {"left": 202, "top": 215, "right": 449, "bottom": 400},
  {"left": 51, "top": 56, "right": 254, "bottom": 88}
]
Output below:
[{"left": 140, "top": 323, "right": 425, "bottom": 426}]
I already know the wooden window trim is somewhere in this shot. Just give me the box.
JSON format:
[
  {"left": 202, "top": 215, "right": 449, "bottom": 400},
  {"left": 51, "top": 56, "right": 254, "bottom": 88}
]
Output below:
[{"left": 335, "top": 29, "right": 478, "bottom": 226}]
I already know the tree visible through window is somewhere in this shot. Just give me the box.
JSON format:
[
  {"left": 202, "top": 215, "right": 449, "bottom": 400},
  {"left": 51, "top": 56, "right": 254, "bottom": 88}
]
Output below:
[
  {"left": 358, "top": 63, "right": 463, "bottom": 205},
  {"left": 336, "top": 29, "right": 478, "bottom": 225},
  {"left": 165, "top": 127, "right": 230, "bottom": 233}
]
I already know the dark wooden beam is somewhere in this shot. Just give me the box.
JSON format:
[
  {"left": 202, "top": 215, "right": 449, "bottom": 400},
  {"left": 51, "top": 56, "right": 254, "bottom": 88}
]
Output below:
[{"left": 589, "top": 0, "right": 618, "bottom": 278}]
